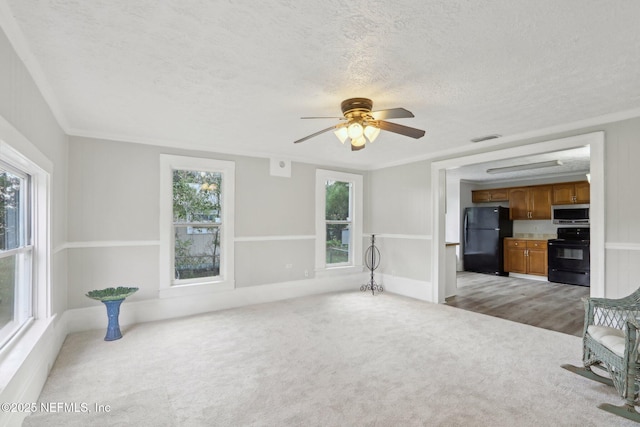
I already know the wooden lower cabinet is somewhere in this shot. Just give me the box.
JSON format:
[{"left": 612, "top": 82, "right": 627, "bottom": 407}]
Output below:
[
  {"left": 505, "top": 240, "right": 527, "bottom": 273},
  {"left": 504, "top": 239, "right": 548, "bottom": 277},
  {"left": 526, "top": 241, "right": 548, "bottom": 276}
]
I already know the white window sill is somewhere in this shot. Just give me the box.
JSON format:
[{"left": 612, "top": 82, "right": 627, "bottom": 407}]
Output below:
[
  {"left": 159, "top": 280, "right": 234, "bottom": 299},
  {"left": 0, "top": 316, "right": 53, "bottom": 392}
]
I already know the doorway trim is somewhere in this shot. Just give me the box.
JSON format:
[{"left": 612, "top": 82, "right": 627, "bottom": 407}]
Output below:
[{"left": 431, "top": 131, "right": 604, "bottom": 303}]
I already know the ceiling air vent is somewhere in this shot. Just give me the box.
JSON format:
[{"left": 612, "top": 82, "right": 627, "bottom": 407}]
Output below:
[{"left": 471, "top": 134, "right": 502, "bottom": 143}]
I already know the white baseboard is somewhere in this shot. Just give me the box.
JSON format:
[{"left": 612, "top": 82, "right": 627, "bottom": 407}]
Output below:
[
  {"left": 64, "top": 273, "right": 368, "bottom": 334},
  {"left": 379, "top": 274, "right": 433, "bottom": 302}
]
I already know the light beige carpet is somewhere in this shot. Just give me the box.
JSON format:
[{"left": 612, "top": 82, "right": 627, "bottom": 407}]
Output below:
[{"left": 23, "top": 291, "right": 636, "bottom": 426}]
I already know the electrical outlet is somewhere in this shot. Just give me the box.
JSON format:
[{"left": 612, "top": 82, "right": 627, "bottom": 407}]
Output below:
[
  {"left": 304, "top": 269, "right": 309, "bottom": 277},
  {"left": 285, "top": 264, "right": 293, "bottom": 269}
]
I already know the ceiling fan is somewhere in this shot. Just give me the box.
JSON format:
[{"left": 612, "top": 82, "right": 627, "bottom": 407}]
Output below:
[{"left": 294, "top": 97, "right": 426, "bottom": 151}]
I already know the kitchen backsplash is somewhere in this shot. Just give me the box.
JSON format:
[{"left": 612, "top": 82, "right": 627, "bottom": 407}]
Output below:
[{"left": 513, "top": 219, "right": 558, "bottom": 238}]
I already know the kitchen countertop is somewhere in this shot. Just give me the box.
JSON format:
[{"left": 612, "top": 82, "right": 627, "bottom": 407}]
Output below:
[{"left": 508, "top": 233, "right": 556, "bottom": 240}]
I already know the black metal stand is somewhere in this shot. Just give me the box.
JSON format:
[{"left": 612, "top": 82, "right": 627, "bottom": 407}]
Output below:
[{"left": 361, "top": 234, "right": 382, "bottom": 295}]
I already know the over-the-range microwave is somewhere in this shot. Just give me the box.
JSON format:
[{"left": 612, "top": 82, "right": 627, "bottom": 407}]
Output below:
[{"left": 552, "top": 204, "right": 590, "bottom": 225}]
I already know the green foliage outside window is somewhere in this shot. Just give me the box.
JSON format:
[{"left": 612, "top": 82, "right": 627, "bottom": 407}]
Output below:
[
  {"left": 173, "top": 170, "right": 222, "bottom": 279},
  {"left": 325, "top": 181, "right": 350, "bottom": 263},
  {"left": 172, "top": 170, "right": 221, "bottom": 222},
  {"left": 0, "top": 172, "right": 21, "bottom": 251},
  {"left": 0, "top": 172, "right": 21, "bottom": 328},
  {"left": 325, "top": 181, "right": 349, "bottom": 221}
]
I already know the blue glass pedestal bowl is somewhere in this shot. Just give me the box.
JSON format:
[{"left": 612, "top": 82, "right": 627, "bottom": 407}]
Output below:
[
  {"left": 102, "top": 298, "right": 125, "bottom": 341},
  {"left": 85, "top": 287, "right": 139, "bottom": 341}
]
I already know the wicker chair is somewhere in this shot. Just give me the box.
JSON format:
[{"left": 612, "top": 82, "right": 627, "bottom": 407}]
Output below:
[{"left": 562, "top": 288, "right": 640, "bottom": 422}]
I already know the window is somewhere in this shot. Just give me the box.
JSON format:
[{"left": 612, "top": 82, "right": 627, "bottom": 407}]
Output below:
[
  {"left": 173, "top": 169, "right": 222, "bottom": 281},
  {"left": 0, "top": 162, "right": 32, "bottom": 347},
  {"left": 315, "top": 169, "right": 363, "bottom": 272},
  {"left": 160, "top": 155, "right": 234, "bottom": 296},
  {"left": 325, "top": 180, "right": 352, "bottom": 265}
]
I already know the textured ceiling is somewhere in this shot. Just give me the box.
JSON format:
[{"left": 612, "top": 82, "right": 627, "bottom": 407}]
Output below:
[{"left": 3, "top": 1, "right": 640, "bottom": 169}]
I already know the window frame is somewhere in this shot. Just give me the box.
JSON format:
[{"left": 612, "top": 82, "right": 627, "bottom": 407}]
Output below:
[
  {"left": 159, "top": 155, "right": 235, "bottom": 298},
  {"left": 0, "top": 141, "right": 50, "bottom": 350},
  {"left": 315, "top": 169, "right": 363, "bottom": 274}
]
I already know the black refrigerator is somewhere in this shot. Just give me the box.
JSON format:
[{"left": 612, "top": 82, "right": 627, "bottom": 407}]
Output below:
[{"left": 463, "top": 206, "right": 513, "bottom": 276}]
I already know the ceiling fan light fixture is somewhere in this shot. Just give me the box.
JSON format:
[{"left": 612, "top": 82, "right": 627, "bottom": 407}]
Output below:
[
  {"left": 364, "top": 125, "right": 380, "bottom": 143},
  {"left": 347, "top": 121, "right": 364, "bottom": 139},
  {"left": 351, "top": 135, "right": 366, "bottom": 148},
  {"left": 351, "top": 139, "right": 366, "bottom": 151},
  {"left": 334, "top": 126, "right": 349, "bottom": 144},
  {"left": 294, "top": 97, "right": 425, "bottom": 148}
]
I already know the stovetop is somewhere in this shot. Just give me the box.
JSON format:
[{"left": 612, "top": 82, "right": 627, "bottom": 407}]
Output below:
[{"left": 551, "top": 227, "right": 590, "bottom": 242}]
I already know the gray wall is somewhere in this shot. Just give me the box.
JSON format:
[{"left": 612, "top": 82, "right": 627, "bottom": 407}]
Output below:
[
  {"left": 0, "top": 28, "right": 68, "bottom": 316},
  {"left": 598, "top": 118, "right": 640, "bottom": 297},
  {"left": 66, "top": 136, "right": 364, "bottom": 308},
  {"left": 367, "top": 160, "right": 431, "bottom": 282}
]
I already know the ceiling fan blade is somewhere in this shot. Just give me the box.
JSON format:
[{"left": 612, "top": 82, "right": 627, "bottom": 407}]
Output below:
[
  {"left": 294, "top": 126, "right": 337, "bottom": 144},
  {"left": 301, "top": 116, "right": 345, "bottom": 119},
  {"left": 370, "top": 108, "right": 414, "bottom": 120},
  {"left": 376, "top": 120, "right": 425, "bottom": 139}
]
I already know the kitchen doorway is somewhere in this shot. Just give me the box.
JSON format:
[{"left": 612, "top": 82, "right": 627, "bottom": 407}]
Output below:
[{"left": 431, "top": 132, "right": 605, "bottom": 304}]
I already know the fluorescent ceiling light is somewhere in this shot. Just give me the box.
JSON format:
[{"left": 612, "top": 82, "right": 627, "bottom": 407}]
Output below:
[{"left": 486, "top": 160, "right": 563, "bottom": 174}]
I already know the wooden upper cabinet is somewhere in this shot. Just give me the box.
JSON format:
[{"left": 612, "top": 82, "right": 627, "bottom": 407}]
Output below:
[
  {"left": 529, "top": 185, "right": 552, "bottom": 219},
  {"left": 472, "top": 188, "right": 509, "bottom": 203},
  {"left": 508, "top": 185, "right": 552, "bottom": 220},
  {"left": 574, "top": 181, "right": 590, "bottom": 203},
  {"left": 552, "top": 183, "right": 574, "bottom": 204},
  {"left": 508, "top": 188, "right": 528, "bottom": 220},
  {"left": 475, "top": 181, "right": 587, "bottom": 217},
  {"left": 552, "top": 181, "right": 590, "bottom": 204}
]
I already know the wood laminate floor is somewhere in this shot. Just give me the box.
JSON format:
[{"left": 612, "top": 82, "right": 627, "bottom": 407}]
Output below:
[{"left": 446, "top": 271, "right": 590, "bottom": 337}]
